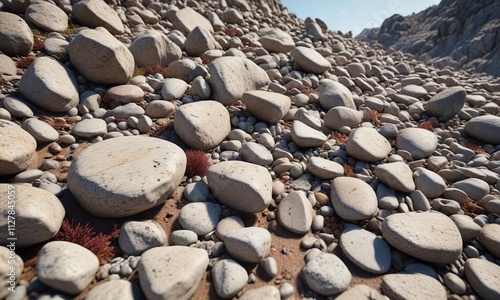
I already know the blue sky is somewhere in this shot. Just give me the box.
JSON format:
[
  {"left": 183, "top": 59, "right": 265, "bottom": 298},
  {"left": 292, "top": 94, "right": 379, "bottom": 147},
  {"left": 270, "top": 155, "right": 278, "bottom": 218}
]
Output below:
[{"left": 281, "top": 0, "right": 441, "bottom": 36}]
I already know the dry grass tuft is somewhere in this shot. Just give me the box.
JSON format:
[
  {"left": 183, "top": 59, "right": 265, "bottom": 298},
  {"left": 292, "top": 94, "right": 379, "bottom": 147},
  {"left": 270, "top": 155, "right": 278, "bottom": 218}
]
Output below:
[
  {"left": 369, "top": 110, "right": 381, "bottom": 126},
  {"left": 418, "top": 121, "right": 435, "bottom": 132},
  {"left": 461, "top": 200, "right": 479, "bottom": 218},
  {"left": 16, "top": 56, "right": 36, "bottom": 69},
  {"left": 145, "top": 65, "right": 169, "bottom": 77},
  {"left": 343, "top": 164, "right": 355, "bottom": 177},
  {"left": 333, "top": 132, "right": 349, "bottom": 144}
]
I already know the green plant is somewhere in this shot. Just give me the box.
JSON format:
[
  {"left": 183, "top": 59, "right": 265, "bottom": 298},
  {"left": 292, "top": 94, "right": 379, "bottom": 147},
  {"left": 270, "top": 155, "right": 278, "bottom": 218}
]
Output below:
[{"left": 133, "top": 67, "right": 146, "bottom": 77}]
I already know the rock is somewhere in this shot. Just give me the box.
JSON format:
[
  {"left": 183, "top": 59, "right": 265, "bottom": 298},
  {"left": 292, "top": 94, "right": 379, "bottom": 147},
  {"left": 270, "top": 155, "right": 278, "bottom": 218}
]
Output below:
[
  {"left": 174, "top": 100, "right": 230, "bottom": 150},
  {"left": 277, "top": 191, "right": 313, "bottom": 234},
  {"left": 216, "top": 216, "right": 245, "bottom": 241},
  {"left": 261, "top": 257, "right": 278, "bottom": 278},
  {"left": 178, "top": 202, "right": 222, "bottom": 236},
  {"left": 72, "top": 0, "right": 124, "bottom": 34},
  {"left": 374, "top": 162, "right": 416, "bottom": 193},
  {"left": 209, "top": 56, "right": 270, "bottom": 105},
  {"left": 72, "top": 119, "right": 107, "bottom": 137},
  {"left": 105, "top": 85, "right": 144, "bottom": 104},
  {"left": 413, "top": 167, "right": 446, "bottom": 198},
  {"left": 221, "top": 8, "right": 244, "bottom": 24},
  {"left": 0, "top": 12, "right": 33, "bottom": 56},
  {"left": 67, "top": 136, "right": 186, "bottom": 217},
  {"left": 206, "top": 161, "right": 272, "bottom": 213},
  {"left": 242, "top": 90, "right": 291, "bottom": 123},
  {"left": 86, "top": 280, "right": 142, "bottom": 300},
  {"left": 464, "top": 258, "right": 500, "bottom": 300},
  {"left": 382, "top": 273, "right": 447, "bottom": 300},
  {"left": 145, "top": 100, "right": 176, "bottom": 118},
  {"left": 324, "top": 107, "right": 363, "bottom": 131},
  {"left": 449, "top": 214, "right": 481, "bottom": 242},
  {"left": 451, "top": 178, "right": 489, "bottom": 201},
  {"left": 477, "top": 224, "right": 500, "bottom": 258},
  {"left": 396, "top": 128, "right": 438, "bottom": 160},
  {"left": 67, "top": 28, "right": 134, "bottom": 85},
  {"left": 0, "top": 246, "right": 23, "bottom": 300},
  {"left": 37, "top": 241, "right": 99, "bottom": 295},
  {"left": 444, "top": 272, "right": 466, "bottom": 295},
  {"left": 19, "top": 57, "right": 79, "bottom": 113},
  {"left": 173, "top": 7, "right": 213, "bottom": 34},
  {"left": 0, "top": 54, "right": 16, "bottom": 75},
  {"left": 0, "top": 120, "right": 36, "bottom": 176},
  {"left": 113, "top": 103, "right": 145, "bottom": 118},
  {"left": 239, "top": 142, "right": 273, "bottom": 166},
  {"left": 381, "top": 212, "right": 462, "bottom": 264},
  {"left": 183, "top": 181, "right": 209, "bottom": 202},
  {"left": 291, "top": 120, "right": 327, "bottom": 148},
  {"left": 330, "top": 177, "right": 378, "bottom": 221},
  {"left": 425, "top": 87, "right": 466, "bottom": 120},
  {"left": 239, "top": 286, "right": 280, "bottom": 300},
  {"left": 346, "top": 128, "right": 391, "bottom": 162},
  {"left": 138, "top": 246, "right": 209, "bottom": 300},
  {"left": 259, "top": 27, "right": 294, "bottom": 53},
  {"left": 302, "top": 253, "right": 351, "bottom": 296},
  {"left": 306, "top": 156, "right": 344, "bottom": 180},
  {"left": 161, "top": 78, "right": 188, "bottom": 100},
  {"left": 290, "top": 46, "right": 331, "bottom": 74},
  {"left": 224, "top": 227, "right": 271, "bottom": 263},
  {"left": 465, "top": 115, "right": 500, "bottom": 144},
  {"left": 340, "top": 224, "right": 391, "bottom": 274},
  {"left": 185, "top": 26, "right": 221, "bottom": 57},
  {"left": 2, "top": 95, "right": 35, "bottom": 118},
  {"left": 118, "top": 221, "right": 166, "bottom": 256},
  {"left": 129, "top": 30, "right": 181, "bottom": 68},
  {"left": 318, "top": 80, "right": 355, "bottom": 110},
  {"left": 25, "top": 2, "right": 68, "bottom": 33},
  {"left": 170, "top": 230, "right": 198, "bottom": 246},
  {"left": 190, "top": 76, "right": 212, "bottom": 100},
  {"left": 212, "top": 259, "right": 248, "bottom": 298},
  {"left": 22, "top": 118, "right": 59, "bottom": 144},
  {"left": 336, "top": 284, "right": 386, "bottom": 300}
]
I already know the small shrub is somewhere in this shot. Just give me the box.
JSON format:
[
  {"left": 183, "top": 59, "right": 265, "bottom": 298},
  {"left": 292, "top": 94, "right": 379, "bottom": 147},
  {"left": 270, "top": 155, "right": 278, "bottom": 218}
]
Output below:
[
  {"left": 133, "top": 67, "right": 146, "bottom": 77},
  {"left": 333, "top": 132, "right": 349, "bottom": 144},
  {"left": 54, "top": 219, "right": 120, "bottom": 264},
  {"left": 200, "top": 53, "right": 210, "bottom": 65},
  {"left": 343, "top": 164, "right": 355, "bottom": 177},
  {"left": 465, "top": 142, "right": 486, "bottom": 154},
  {"left": 16, "top": 56, "right": 35, "bottom": 69},
  {"left": 369, "top": 110, "right": 381, "bottom": 126},
  {"left": 145, "top": 65, "right": 169, "bottom": 77},
  {"left": 185, "top": 149, "right": 211, "bottom": 178},
  {"left": 461, "top": 200, "right": 479, "bottom": 217},
  {"left": 418, "top": 121, "right": 435, "bottom": 132},
  {"left": 33, "top": 37, "right": 44, "bottom": 52},
  {"left": 62, "top": 24, "right": 81, "bottom": 37},
  {"left": 224, "top": 27, "right": 236, "bottom": 37}
]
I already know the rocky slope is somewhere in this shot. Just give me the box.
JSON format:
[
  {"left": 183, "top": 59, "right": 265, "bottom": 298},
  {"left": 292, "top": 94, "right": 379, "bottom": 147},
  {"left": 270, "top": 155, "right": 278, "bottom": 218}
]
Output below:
[
  {"left": 1, "top": 0, "right": 500, "bottom": 299},
  {"left": 357, "top": 0, "right": 500, "bottom": 77}
]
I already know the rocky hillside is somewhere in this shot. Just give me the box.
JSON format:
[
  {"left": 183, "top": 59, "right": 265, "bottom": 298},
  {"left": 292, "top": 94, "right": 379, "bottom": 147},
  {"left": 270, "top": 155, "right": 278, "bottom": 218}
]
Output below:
[
  {"left": 357, "top": 0, "right": 500, "bottom": 77},
  {"left": 1, "top": 0, "right": 500, "bottom": 299}
]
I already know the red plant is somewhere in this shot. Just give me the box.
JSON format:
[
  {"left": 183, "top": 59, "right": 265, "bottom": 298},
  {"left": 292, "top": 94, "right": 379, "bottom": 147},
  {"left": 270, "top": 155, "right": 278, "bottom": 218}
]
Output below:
[
  {"left": 465, "top": 142, "right": 486, "bottom": 154},
  {"left": 418, "top": 121, "right": 435, "bottom": 132},
  {"left": 33, "top": 37, "right": 44, "bottom": 52},
  {"left": 185, "top": 149, "right": 211, "bottom": 178},
  {"left": 145, "top": 65, "right": 169, "bottom": 77},
  {"left": 16, "top": 56, "right": 35, "bottom": 69},
  {"left": 369, "top": 110, "right": 381, "bottom": 126},
  {"left": 54, "top": 219, "right": 120, "bottom": 264},
  {"left": 343, "top": 164, "right": 355, "bottom": 177},
  {"left": 224, "top": 27, "right": 236, "bottom": 37},
  {"left": 333, "top": 132, "right": 349, "bottom": 144},
  {"left": 200, "top": 53, "right": 210, "bottom": 65},
  {"left": 461, "top": 200, "right": 479, "bottom": 217}
]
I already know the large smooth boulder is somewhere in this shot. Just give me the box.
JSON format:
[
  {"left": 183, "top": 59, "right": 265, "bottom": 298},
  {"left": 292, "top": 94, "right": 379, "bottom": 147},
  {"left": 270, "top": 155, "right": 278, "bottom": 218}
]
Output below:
[
  {"left": 291, "top": 46, "right": 331, "bottom": 74},
  {"left": 324, "top": 107, "right": 363, "bottom": 131},
  {"left": 25, "top": 2, "right": 68, "bottom": 33},
  {"left": 396, "top": 128, "right": 438, "bottom": 160},
  {"left": 174, "top": 100, "right": 230, "bottom": 150},
  {"left": 259, "top": 27, "right": 294, "bottom": 53},
  {"left": 185, "top": 26, "right": 221, "bottom": 57},
  {"left": 209, "top": 57, "right": 270, "bottom": 105},
  {"left": 0, "top": 120, "right": 36, "bottom": 176},
  {"left": 0, "top": 12, "right": 33, "bottom": 56},
  {"left": 224, "top": 227, "right": 271, "bottom": 263},
  {"left": 67, "top": 136, "right": 186, "bottom": 218},
  {"left": 465, "top": 115, "right": 500, "bottom": 144},
  {"left": 242, "top": 90, "right": 291, "bottom": 123},
  {"left": 72, "top": 0, "right": 124, "bottom": 34},
  {"left": 67, "top": 28, "right": 135, "bottom": 85},
  {"left": 19, "top": 57, "right": 79, "bottom": 113},
  {"left": 424, "top": 87, "right": 466, "bottom": 120},
  {"left": 172, "top": 7, "right": 213, "bottom": 34},
  {"left": 129, "top": 30, "right": 181, "bottom": 68},
  {"left": 318, "top": 80, "right": 355, "bottom": 110},
  {"left": 346, "top": 128, "right": 391, "bottom": 162}
]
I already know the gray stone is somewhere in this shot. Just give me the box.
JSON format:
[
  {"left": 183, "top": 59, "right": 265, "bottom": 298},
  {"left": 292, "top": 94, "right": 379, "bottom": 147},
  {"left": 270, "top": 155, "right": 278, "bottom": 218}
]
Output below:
[
  {"left": 465, "top": 115, "right": 500, "bottom": 145},
  {"left": 129, "top": 30, "right": 181, "bottom": 68},
  {"left": 259, "top": 27, "right": 294, "bottom": 54},
  {"left": 324, "top": 106, "right": 363, "bottom": 131},
  {"left": 37, "top": 241, "right": 99, "bottom": 295},
  {"left": 225, "top": 227, "right": 271, "bottom": 263},
  {"left": 478, "top": 224, "right": 500, "bottom": 258},
  {"left": 302, "top": 253, "right": 351, "bottom": 296},
  {"left": 0, "top": 54, "right": 16, "bottom": 75},
  {"left": 277, "top": 191, "right": 313, "bottom": 234},
  {"left": 174, "top": 100, "right": 230, "bottom": 150},
  {"left": 185, "top": 26, "right": 221, "bottom": 57},
  {"left": 0, "top": 246, "right": 23, "bottom": 300},
  {"left": 443, "top": 272, "right": 466, "bottom": 295},
  {"left": 413, "top": 167, "right": 446, "bottom": 198},
  {"left": 240, "top": 142, "right": 273, "bottom": 166},
  {"left": 261, "top": 257, "right": 278, "bottom": 278},
  {"left": 118, "top": 221, "right": 166, "bottom": 255},
  {"left": 72, "top": 0, "right": 124, "bottom": 34},
  {"left": 451, "top": 178, "right": 489, "bottom": 201},
  {"left": 86, "top": 280, "right": 142, "bottom": 300},
  {"left": 138, "top": 246, "right": 209, "bottom": 300},
  {"left": 318, "top": 80, "right": 355, "bottom": 110},
  {"left": 0, "top": 120, "right": 37, "bottom": 176},
  {"left": 331, "top": 177, "right": 378, "bottom": 221},
  {"left": 178, "top": 202, "right": 222, "bottom": 236},
  {"left": 173, "top": 7, "right": 213, "bottom": 34},
  {"left": 335, "top": 284, "right": 386, "bottom": 300},
  {"left": 183, "top": 181, "right": 209, "bottom": 202},
  {"left": 22, "top": 118, "right": 59, "bottom": 143},
  {"left": 381, "top": 212, "right": 462, "bottom": 264},
  {"left": 425, "top": 87, "right": 466, "bottom": 121},
  {"left": 346, "top": 128, "right": 391, "bottom": 162},
  {"left": 449, "top": 214, "right": 481, "bottom": 241},
  {"left": 170, "top": 230, "right": 198, "bottom": 246},
  {"left": 19, "top": 57, "right": 79, "bottom": 113},
  {"left": 212, "top": 259, "right": 248, "bottom": 298},
  {"left": 464, "top": 258, "right": 500, "bottom": 300},
  {"left": 374, "top": 162, "right": 415, "bottom": 193},
  {"left": 209, "top": 56, "right": 270, "bottom": 105},
  {"left": 306, "top": 156, "right": 344, "bottom": 180},
  {"left": 396, "top": 128, "right": 438, "bottom": 160},
  {"left": 2, "top": 95, "right": 34, "bottom": 118},
  {"left": 145, "top": 100, "right": 176, "bottom": 119},
  {"left": 105, "top": 85, "right": 144, "bottom": 104},
  {"left": 72, "top": 119, "right": 107, "bottom": 137},
  {"left": 291, "top": 120, "right": 327, "bottom": 148},
  {"left": 67, "top": 136, "right": 186, "bottom": 217},
  {"left": 382, "top": 273, "right": 447, "bottom": 300},
  {"left": 239, "top": 286, "right": 280, "bottom": 300},
  {"left": 291, "top": 46, "right": 331, "bottom": 74},
  {"left": 242, "top": 90, "right": 291, "bottom": 123},
  {"left": 215, "top": 216, "right": 245, "bottom": 241},
  {"left": 25, "top": 2, "right": 68, "bottom": 33},
  {"left": 207, "top": 161, "right": 272, "bottom": 213},
  {"left": 0, "top": 12, "right": 33, "bottom": 56}
]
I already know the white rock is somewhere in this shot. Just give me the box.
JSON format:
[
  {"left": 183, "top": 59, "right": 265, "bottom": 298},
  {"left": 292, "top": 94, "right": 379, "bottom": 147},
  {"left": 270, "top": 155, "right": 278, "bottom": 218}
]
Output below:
[
  {"left": 324, "top": 106, "right": 363, "bottom": 131},
  {"left": 139, "top": 246, "right": 209, "bottom": 300},
  {"left": 318, "top": 80, "right": 355, "bottom": 110},
  {"left": 207, "top": 161, "right": 272, "bottom": 213},
  {"left": 216, "top": 216, "right": 245, "bottom": 241},
  {"left": 335, "top": 284, "right": 386, "bottom": 300},
  {"left": 291, "top": 120, "right": 327, "bottom": 148},
  {"left": 170, "top": 230, "right": 198, "bottom": 246},
  {"left": 72, "top": 118, "right": 107, "bottom": 137},
  {"left": 382, "top": 273, "right": 447, "bottom": 300},
  {"left": 22, "top": 118, "right": 59, "bottom": 143},
  {"left": 67, "top": 136, "right": 186, "bottom": 217},
  {"left": 0, "top": 246, "right": 23, "bottom": 299},
  {"left": 19, "top": 57, "right": 79, "bottom": 113},
  {"left": 381, "top": 212, "right": 462, "bottom": 264},
  {"left": 86, "top": 280, "right": 142, "bottom": 300},
  {"left": 0, "top": 12, "right": 33, "bottom": 56},
  {"left": 330, "top": 177, "right": 378, "bottom": 221},
  {"left": 239, "top": 285, "right": 280, "bottom": 300},
  {"left": 183, "top": 181, "right": 209, "bottom": 202},
  {"left": 178, "top": 202, "right": 222, "bottom": 236},
  {"left": 302, "top": 253, "right": 351, "bottom": 295},
  {"left": 449, "top": 214, "right": 482, "bottom": 242},
  {"left": 172, "top": 7, "right": 213, "bottom": 34},
  {"left": 161, "top": 78, "right": 188, "bottom": 100},
  {"left": 225, "top": 227, "right": 271, "bottom": 263},
  {"left": 72, "top": 0, "right": 124, "bottom": 34},
  {"left": 261, "top": 257, "right": 278, "bottom": 278},
  {"left": 451, "top": 178, "right": 490, "bottom": 201},
  {"left": 37, "top": 241, "right": 99, "bottom": 295},
  {"left": 212, "top": 259, "right": 248, "bottom": 298},
  {"left": 242, "top": 90, "right": 291, "bottom": 123},
  {"left": 259, "top": 27, "right": 294, "bottom": 54},
  {"left": 119, "top": 221, "right": 166, "bottom": 255},
  {"left": 340, "top": 224, "right": 391, "bottom": 274},
  {"left": 0, "top": 120, "right": 37, "bottom": 176},
  {"left": 477, "top": 224, "right": 500, "bottom": 258},
  {"left": 307, "top": 156, "right": 344, "bottom": 180},
  {"left": 129, "top": 30, "right": 181, "bottom": 68},
  {"left": 346, "top": 128, "right": 391, "bottom": 162},
  {"left": 413, "top": 167, "right": 446, "bottom": 198},
  {"left": 291, "top": 46, "right": 331, "bottom": 74},
  {"left": 239, "top": 142, "right": 273, "bottom": 166},
  {"left": 277, "top": 191, "right": 313, "bottom": 234},
  {"left": 145, "top": 100, "right": 176, "bottom": 118},
  {"left": 396, "top": 128, "right": 438, "bottom": 160},
  {"left": 464, "top": 258, "right": 500, "bottom": 300},
  {"left": 25, "top": 2, "right": 68, "bottom": 33},
  {"left": 374, "top": 162, "right": 416, "bottom": 193},
  {"left": 465, "top": 115, "right": 500, "bottom": 145},
  {"left": 174, "top": 100, "right": 230, "bottom": 150},
  {"left": 0, "top": 54, "right": 16, "bottom": 76}
]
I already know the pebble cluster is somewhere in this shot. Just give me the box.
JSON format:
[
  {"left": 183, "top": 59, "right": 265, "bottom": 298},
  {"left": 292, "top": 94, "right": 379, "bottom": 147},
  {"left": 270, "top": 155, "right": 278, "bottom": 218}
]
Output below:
[{"left": 0, "top": 0, "right": 500, "bottom": 299}]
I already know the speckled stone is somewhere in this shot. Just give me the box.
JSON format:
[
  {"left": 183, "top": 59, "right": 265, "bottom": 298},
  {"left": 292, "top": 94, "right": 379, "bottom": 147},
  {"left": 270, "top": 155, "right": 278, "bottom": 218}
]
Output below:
[
  {"left": 382, "top": 273, "right": 447, "bottom": 300},
  {"left": 224, "top": 227, "right": 271, "bottom": 263}
]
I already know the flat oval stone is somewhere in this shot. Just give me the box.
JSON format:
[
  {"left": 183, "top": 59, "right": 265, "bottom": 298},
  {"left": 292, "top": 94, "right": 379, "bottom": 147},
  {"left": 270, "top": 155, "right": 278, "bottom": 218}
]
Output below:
[
  {"left": 449, "top": 214, "right": 482, "bottom": 242},
  {"left": 25, "top": 2, "right": 68, "bottom": 33},
  {"left": 382, "top": 273, "right": 447, "bottom": 300},
  {"left": 277, "top": 191, "right": 313, "bottom": 235},
  {"left": 215, "top": 216, "right": 245, "bottom": 241},
  {"left": 465, "top": 115, "right": 500, "bottom": 144},
  {"left": 0, "top": 120, "right": 37, "bottom": 176},
  {"left": 324, "top": 106, "right": 363, "bottom": 131},
  {"left": 381, "top": 211, "right": 462, "bottom": 264},
  {"left": 291, "top": 46, "right": 331, "bottom": 74},
  {"left": 72, "top": 118, "right": 107, "bottom": 137},
  {"left": 413, "top": 167, "right": 446, "bottom": 198},
  {"left": 302, "top": 253, "right": 351, "bottom": 296},
  {"left": 67, "top": 136, "right": 186, "bottom": 217},
  {"left": 239, "top": 285, "right": 280, "bottom": 300},
  {"left": 242, "top": 90, "right": 291, "bottom": 123},
  {"left": 224, "top": 227, "right": 271, "bottom": 263},
  {"left": 330, "top": 177, "right": 378, "bottom": 221},
  {"left": 306, "top": 156, "right": 344, "bottom": 180},
  {"left": 374, "top": 162, "right": 416, "bottom": 193},
  {"left": 105, "top": 85, "right": 144, "bottom": 104},
  {"left": 346, "top": 128, "right": 391, "bottom": 162},
  {"left": 396, "top": 128, "right": 438, "bottom": 160},
  {"left": 340, "top": 224, "right": 391, "bottom": 274},
  {"left": 22, "top": 118, "right": 59, "bottom": 143},
  {"left": 336, "top": 284, "right": 386, "bottom": 300},
  {"left": 451, "top": 178, "right": 490, "bottom": 201},
  {"left": 178, "top": 202, "right": 222, "bottom": 236},
  {"left": 477, "top": 224, "right": 500, "bottom": 258},
  {"left": 464, "top": 258, "right": 500, "bottom": 300},
  {"left": 291, "top": 120, "right": 328, "bottom": 148}
]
